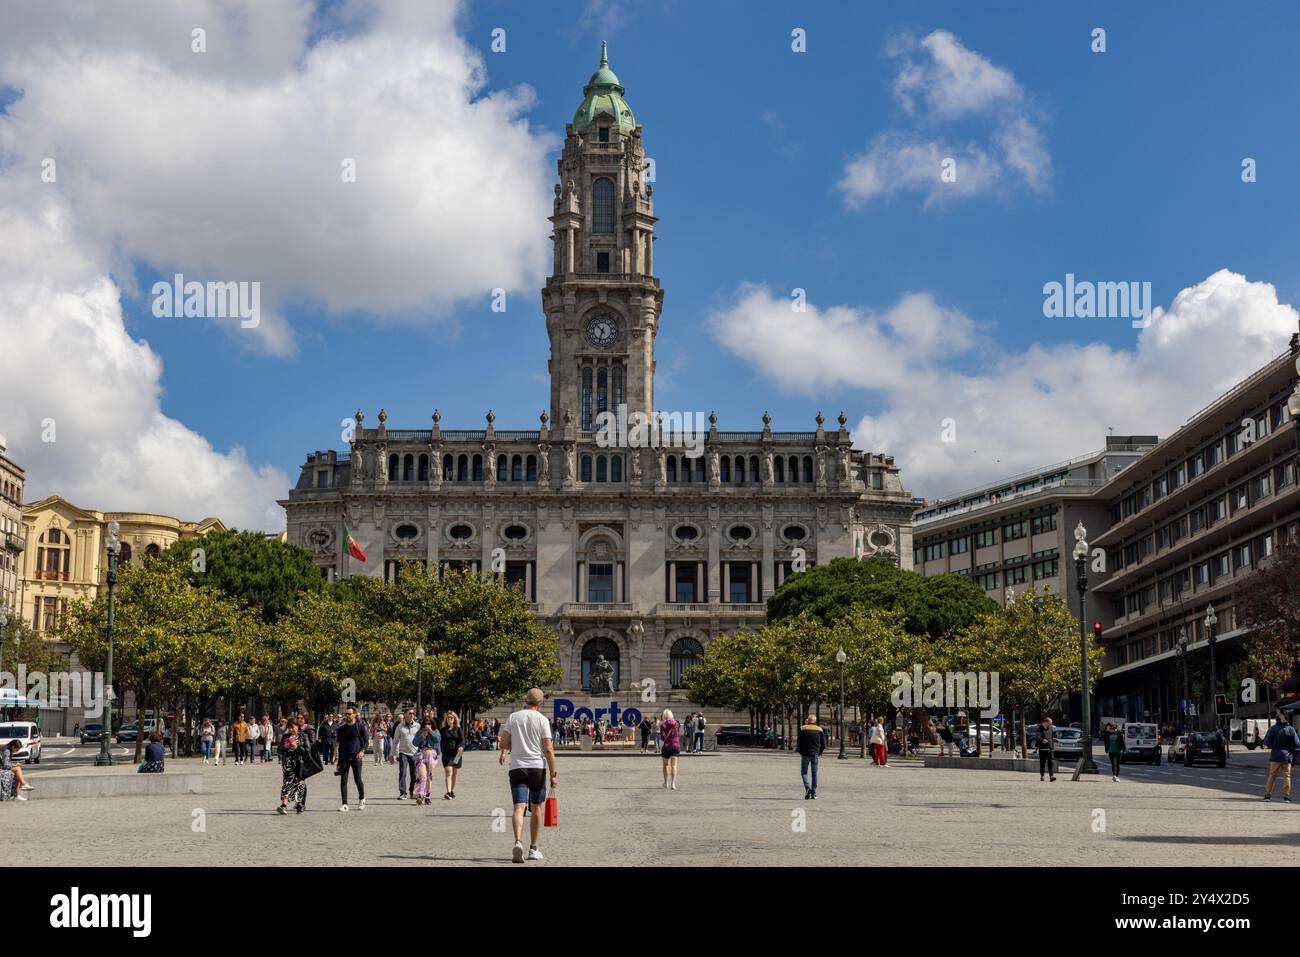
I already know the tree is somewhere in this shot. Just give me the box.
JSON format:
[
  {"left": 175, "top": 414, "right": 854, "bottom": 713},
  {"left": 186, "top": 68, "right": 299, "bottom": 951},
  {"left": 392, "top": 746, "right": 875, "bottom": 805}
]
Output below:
[
  {"left": 1, "top": 619, "right": 60, "bottom": 678},
  {"left": 1234, "top": 535, "right": 1300, "bottom": 707},
  {"left": 338, "top": 563, "right": 560, "bottom": 717},
  {"left": 161, "top": 529, "right": 323, "bottom": 623},
  {"left": 768, "top": 556, "right": 998, "bottom": 638}
]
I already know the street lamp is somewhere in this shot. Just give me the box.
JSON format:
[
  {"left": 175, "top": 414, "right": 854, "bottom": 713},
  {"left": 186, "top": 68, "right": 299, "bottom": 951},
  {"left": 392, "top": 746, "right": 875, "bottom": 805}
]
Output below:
[
  {"left": 1205, "top": 603, "right": 1218, "bottom": 731},
  {"left": 415, "top": 645, "right": 425, "bottom": 717},
  {"left": 1072, "top": 522, "right": 1099, "bottom": 773},
  {"left": 1175, "top": 627, "right": 1191, "bottom": 735},
  {"left": 0, "top": 604, "right": 8, "bottom": 688},
  {"left": 95, "top": 520, "right": 120, "bottom": 767},
  {"left": 835, "top": 647, "right": 847, "bottom": 760}
]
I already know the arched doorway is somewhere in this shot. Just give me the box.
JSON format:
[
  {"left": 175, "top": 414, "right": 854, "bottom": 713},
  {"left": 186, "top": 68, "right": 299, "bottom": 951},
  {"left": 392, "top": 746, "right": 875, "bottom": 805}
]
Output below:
[{"left": 581, "top": 636, "right": 620, "bottom": 691}]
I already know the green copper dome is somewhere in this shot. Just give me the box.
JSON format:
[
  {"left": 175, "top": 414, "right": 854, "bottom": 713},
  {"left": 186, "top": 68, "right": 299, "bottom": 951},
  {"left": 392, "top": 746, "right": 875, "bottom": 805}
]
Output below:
[{"left": 572, "top": 41, "right": 636, "bottom": 133}]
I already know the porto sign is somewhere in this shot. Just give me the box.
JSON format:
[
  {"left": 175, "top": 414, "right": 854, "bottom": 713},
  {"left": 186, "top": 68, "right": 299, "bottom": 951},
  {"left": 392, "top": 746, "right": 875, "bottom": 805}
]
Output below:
[{"left": 553, "top": 697, "right": 642, "bottom": 728}]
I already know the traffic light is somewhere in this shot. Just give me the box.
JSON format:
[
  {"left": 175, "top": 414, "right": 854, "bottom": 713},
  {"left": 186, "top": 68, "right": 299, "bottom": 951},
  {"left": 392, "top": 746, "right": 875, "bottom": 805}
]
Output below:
[
  {"left": 1092, "top": 622, "right": 1103, "bottom": 643},
  {"left": 1214, "top": 693, "right": 1234, "bottom": 716}
]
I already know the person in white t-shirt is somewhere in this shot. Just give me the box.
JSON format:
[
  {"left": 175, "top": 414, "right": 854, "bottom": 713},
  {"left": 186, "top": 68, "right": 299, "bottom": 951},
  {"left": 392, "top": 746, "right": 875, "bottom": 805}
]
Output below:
[{"left": 499, "top": 688, "right": 558, "bottom": 863}]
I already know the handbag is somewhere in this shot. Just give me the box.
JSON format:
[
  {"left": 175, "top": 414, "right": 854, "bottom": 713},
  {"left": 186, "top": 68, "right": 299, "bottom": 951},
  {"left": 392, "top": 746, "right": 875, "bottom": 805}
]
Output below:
[
  {"left": 297, "top": 744, "right": 324, "bottom": 780},
  {"left": 544, "top": 783, "right": 558, "bottom": 828}
]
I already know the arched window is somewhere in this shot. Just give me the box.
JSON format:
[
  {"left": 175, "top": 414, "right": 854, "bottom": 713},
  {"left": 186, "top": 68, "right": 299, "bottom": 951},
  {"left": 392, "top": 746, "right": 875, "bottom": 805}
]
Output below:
[
  {"left": 582, "top": 367, "right": 594, "bottom": 431},
  {"left": 457, "top": 454, "right": 468, "bottom": 482},
  {"left": 37, "top": 527, "right": 71, "bottom": 582},
  {"left": 511, "top": 455, "right": 523, "bottom": 482},
  {"left": 592, "top": 178, "right": 615, "bottom": 235},
  {"left": 403, "top": 454, "right": 414, "bottom": 481},
  {"left": 610, "top": 455, "right": 622, "bottom": 482},
  {"left": 670, "top": 637, "right": 705, "bottom": 688},
  {"left": 497, "top": 455, "right": 508, "bottom": 482},
  {"left": 734, "top": 456, "right": 745, "bottom": 484},
  {"left": 789, "top": 455, "right": 799, "bottom": 483},
  {"left": 581, "top": 455, "right": 593, "bottom": 482},
  {"left": 526, "top": 455, "right": 537, "bottom": 482},
  {"left": 443, "top": 454, "right": 454, "bottom": 480},
  {"left": 695, "top": 457, "right": 705, "bottom": 483},
  {"left": 581, "top": 636, "right": 620, "bottom": 690},
  {"left": 118, "top": 542, "right": 133, "bottom": 563},
  {"left": 612, "top": 366, "right": 624, "bottom": 409},
  {"left": 388, "top": 454, "right": 399, "bottom": 481},
  {"left": 749, "top": 456, "right": 760, "bottom": 483},
  {"left": 720, "top": 457, "right": 731, "bottom": 482},
  {"left": 418, "top": 454, "right": 429, "bottom": 481},
  {"left": 774, "top": 456, "right": 785, "bottom": 482},
  {"left": 803, "top": 456, "right": 813, "bottom": 483},
  {"left": 596, "top": 455, "right": 607, "bottom": 482},
  {"left": 667, "top": 456, "right": 677, "bottom": 482},
  {"left": 145, "top": 543, "right": 161, "bottom": 560},
  {"left": 596, "top": 368, "right": 608, "bottom": 417},
  {"left": 680, "top": 455, "right": 691, "bottom": 482},
  {"left": 472, "top": 455, "right": 484, "bottom": 481}
]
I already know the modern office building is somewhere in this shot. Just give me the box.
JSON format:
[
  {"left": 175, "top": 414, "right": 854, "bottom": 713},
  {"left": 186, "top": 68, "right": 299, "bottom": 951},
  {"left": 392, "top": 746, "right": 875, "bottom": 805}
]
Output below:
[
  {"left": 1091, "top": 350, "right": 1300, "bottom": 727},
  {"left": 912, "top": 436, "right": 1158, "bottom": 607}
]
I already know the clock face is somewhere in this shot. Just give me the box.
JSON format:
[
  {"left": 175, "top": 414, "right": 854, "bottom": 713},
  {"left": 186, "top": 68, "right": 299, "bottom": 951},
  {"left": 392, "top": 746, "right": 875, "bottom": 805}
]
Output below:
[{"left": 585, "top": 314, "right": 619, "bottom": 348}]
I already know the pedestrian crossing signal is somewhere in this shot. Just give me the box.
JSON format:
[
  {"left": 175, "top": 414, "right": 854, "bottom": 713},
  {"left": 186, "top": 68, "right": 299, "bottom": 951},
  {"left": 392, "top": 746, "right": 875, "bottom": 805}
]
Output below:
[
  {"left": 1092, "top": 622, "right": 1103, "bottom": 642},
  {"left": 1214, "top": 693, "right": 1234, "bottom": 716}
]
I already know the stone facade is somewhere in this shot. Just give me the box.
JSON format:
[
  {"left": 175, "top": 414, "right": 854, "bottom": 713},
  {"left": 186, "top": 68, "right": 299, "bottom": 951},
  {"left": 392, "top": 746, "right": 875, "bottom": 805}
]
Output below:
[
  {"left": 280, "top": 48, "right": 916, "bottom": 720},
  {"left": 0, "top": 439, "right": 24, "bottom": 617}
]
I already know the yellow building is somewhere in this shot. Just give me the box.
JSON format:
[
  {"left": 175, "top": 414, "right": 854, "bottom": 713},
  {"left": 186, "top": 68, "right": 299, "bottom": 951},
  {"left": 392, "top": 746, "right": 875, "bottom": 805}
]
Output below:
[{"left": 19, "top": 495, "right": 226, "bottom": 635}]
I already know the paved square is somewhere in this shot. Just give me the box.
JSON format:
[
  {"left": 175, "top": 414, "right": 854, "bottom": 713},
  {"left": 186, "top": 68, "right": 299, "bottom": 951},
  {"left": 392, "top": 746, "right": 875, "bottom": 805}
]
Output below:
[{"left": 13, "top": 749, "right": 1298, "bottom": 866}]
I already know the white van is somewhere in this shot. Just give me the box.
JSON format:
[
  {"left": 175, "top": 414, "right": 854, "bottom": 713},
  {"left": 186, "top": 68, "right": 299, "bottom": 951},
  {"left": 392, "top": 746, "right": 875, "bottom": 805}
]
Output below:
[
  {"left": 1240, "top": 718, "right": 1271, "bottom": 749},
  {"left": 1122, "top": 722, "right": 1161, "bottom": 764}
]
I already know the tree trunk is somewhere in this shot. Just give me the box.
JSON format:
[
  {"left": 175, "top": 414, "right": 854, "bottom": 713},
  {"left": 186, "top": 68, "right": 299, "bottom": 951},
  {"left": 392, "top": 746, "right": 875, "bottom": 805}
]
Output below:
[{"left": 133, "top": 690, "right": 147, "bottom": 765}]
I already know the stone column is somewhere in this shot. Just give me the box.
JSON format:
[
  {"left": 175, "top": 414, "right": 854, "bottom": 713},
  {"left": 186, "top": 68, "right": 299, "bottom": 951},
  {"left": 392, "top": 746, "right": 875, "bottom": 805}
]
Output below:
[
  {"left": 668, "top": 561, "right": 676, "bottom": 602},
  {"left": 750, "top": 562, "right": 758, "bottom": 603}
]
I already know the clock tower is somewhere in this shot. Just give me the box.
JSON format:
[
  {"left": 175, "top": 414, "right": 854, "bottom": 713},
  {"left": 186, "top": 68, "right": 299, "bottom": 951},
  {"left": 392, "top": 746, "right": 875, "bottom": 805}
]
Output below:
[{"left": 544, "top": 43, "right": 663, "bottom": 432}]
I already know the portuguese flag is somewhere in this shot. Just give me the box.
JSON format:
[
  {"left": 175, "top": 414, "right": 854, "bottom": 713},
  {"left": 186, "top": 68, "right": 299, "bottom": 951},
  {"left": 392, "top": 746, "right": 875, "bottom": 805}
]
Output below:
[{"left": 344, "top": 524, "right": 367, "bottom": 562}]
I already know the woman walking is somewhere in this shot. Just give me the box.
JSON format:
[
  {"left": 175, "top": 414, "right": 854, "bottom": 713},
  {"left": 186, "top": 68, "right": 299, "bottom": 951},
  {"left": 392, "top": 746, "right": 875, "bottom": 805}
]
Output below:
[
  {"left": 869, "top": 718, "right": 887, "bottom": 767},
  {"left": 413, "top": 718, "right": 441, "bottom": 805},
  {"left": 659, "top": 709, "right": 681, "bottom": 790},
  {"left": 371, "top": 717, "right": 387, "bottom": 765},
  {"left": 212, "top": 720, "right": 226, "bottom": 766},
  {"left": 440, "top": 711, "right": 464, "bottom": 799},
  {"left": 258, "top": 715, "right": 273, "bottom": 763},
  {"left": 277, "top": 718, "right": 307, "bottom": 814},
  {"left": 199, "top": 719, "right": 215, "bottom": 764},
  {"left": 1103, "top": 722, "right": 1126, "bottom": 781}
]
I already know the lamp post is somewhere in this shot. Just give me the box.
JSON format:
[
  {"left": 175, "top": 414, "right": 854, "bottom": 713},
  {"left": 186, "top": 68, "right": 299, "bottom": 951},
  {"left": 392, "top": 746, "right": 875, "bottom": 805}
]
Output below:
[
  {"left": 95, "top": 520, "right": 120, "bottom": 767},
  {"left": 1176, "top": 628, "right": 1191, "bottom": 735},
  {"left": 415, "top": 645, "right": 425, "bottom": 718},
  {"left": 1205, "top": 604, "right": 1218, "bottom": 732},
  {"left": 0, "top": 604, "right": 8, "bottom": 689},
  {"left": 836, "top": 647, "right": 847, "bottom": 760},
  {"left": 1073, "top": 522, "right": 1099, "bottom": 773}
]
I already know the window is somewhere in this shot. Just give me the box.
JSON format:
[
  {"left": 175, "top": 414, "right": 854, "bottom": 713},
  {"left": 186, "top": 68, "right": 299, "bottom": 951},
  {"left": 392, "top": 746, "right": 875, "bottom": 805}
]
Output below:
[
  {"left": 923, "top": 542, "right": 944, "bottom": 561},
  {"left": 497, "top": 455, "right": 508, "bottom": 482},
  {"left": 788, "top": 456, "right": 799, "bottom": 483},
  {"left": 504, "top": 561, "right": 529, "bottom": 597},
  {"left": 580, "top": 637, "right": 620, "bottom": 691},
  {"left": 403, "top": 454, "right": 414, "bottom": 481},
  {"left": 783, "top": 525, "right": 806, "bottom": 542},
  {"left": 596, "top": 252, "right": 610, "bottom": 273},
  {"left": 749, "top": 456, "right": 760, "bottom": 483},
  {"left": 975, "top": 528, "right": 998, "bottom": 548},
  {"left": 388, "top": 454, "right": 399, "bottom": 481},
  {"left": 316, "top": 470, "right": 330, "bottom": 489},
  {"left": 592, "top": 177, "right": 615, "bottom": 234},
  {"left": 666, "top": 457, "right": 677, "bottom": 482},
  {"left": 670, "top": 638, "right": 704, "bottom": 688},
  {"left": 449, "top": 524, "right": 473, "bottom": 540},
  {"left": 774, "top": 457, "right": 784, "bottom": 482},
  {"left": 734, "top": 456, "right": 745, "bottom": 484},
  {"left": 395, "top": 524, "right": 418, "bottom": 540},
  {"left": 949, "top": 536, "right": 970, "bottom": 555},
  {"left": 675, "top": 525, "right": 699, "bottom": 542},
  {"left": 472, "top": 455, "right": 483, "bottom": 481},
  {"left": 1231, "top": 485, "right": 1248, "bottom": 512},
  {"left": 596, "top": 455, "right": 607, "bottom": 482},
  {"left": 720, "top": 458, "right": 731, "bottom": 482},
  {"left": 597, "top": 368, "right": 608, "bottom": 417},
  {"left": 418, "top": 454, "right": 429, "bottom": 481},
  {"left": 511, "top": 455, "right": 523, "bottom": 482},
  {"left": 598, "top": 125, "right": 610, "bottom": 143},
  {"left": 973, "top": 572, "right": 998, "bottom": 591},
  {"left": 443, "top": 454, "right": 454, "bottom": 481},
  {"left": 674, "top": 564, "right": 697, "bottom": 603},
  {"left": 871, "top": 471, "right": 883, "bottom": 490},
  {"left": 611, "top": 455, "right": 622, "bottom": 482},
  {"left": 802, "top": 457, "right": 813, "bottom": 483},
  {"left": 581, "top": 455, "right": 593, "bottom": 483},
  {"left": 587, "top": 563, "right": 614, "bottom": 603},
  {"left": 503, "top": 525, "right": 528, "bottom": 542},
  {"left": 1032, "top": 558, "right": 1058, "bottom": 580},
  {"left": 730, "top": 525, "right": 753, "bottom": 542},
  {"left": 1005, "top": 565, "right": 1028, "bottom": 586},
  {"left": 1003, "top": 521, "right": 1027, "bottom": 541},
  {"left": 457, "top": 455, "right": 468, "bottom": 482},
  {"left": 526, "top": 455, "right": 537, "bottom": 482},
  {"left": 1031, "top": 513, "right": 1056, "bottom": 535},
  {"left": 582, "top": 367, "right": 594, "bottom": 431},
  {"left": 1194, "top": 563, "right": 1210, "bottom": 586},
  {"left": 612, "top": 367, "right": 623, "bottom": 409},
  {"left": 728, "top": 564, "right": 752, "bottom": 603}
]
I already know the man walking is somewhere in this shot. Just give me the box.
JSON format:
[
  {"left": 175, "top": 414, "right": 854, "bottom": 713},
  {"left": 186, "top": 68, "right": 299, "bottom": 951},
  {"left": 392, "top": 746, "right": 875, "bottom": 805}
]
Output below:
[
  {"left": 336, "top": 706, "right": 367, "bottom": 811},
  {"left": 393, "top": 708, "right": 420, "bottom": 799},
  {"left": 797, "top": 713, "right": 826, "bottom": 799},
  {"left": 231, "top": 712, "right": 250, "bottom": 766},
  {"left": 1034, "top": 717, "right": 1057, "bottom": 782},
  {"left": 1263, "top": 712, "right": 1298, "bottom": 803},
  {"left": 694, "top": 712, "right": 707, "bottom": 753},
  {"left": 317, "top": 713, "right": 337, "bottom": 764},
  {"left": 499, "top": 688, "right": 558, "bottom": 863}
]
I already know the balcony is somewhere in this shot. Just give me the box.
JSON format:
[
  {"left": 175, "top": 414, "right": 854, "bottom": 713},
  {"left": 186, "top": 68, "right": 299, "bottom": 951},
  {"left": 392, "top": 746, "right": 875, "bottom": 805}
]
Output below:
[
  {"left": 559, "top": 602, "right": 635, "bottom": 616},
  {"left": 3, "top": 531, "right": 23, "bottom": 552}
]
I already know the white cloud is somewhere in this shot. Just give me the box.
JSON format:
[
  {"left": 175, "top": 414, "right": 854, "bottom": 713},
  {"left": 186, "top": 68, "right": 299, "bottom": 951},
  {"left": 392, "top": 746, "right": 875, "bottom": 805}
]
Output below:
[
  {"left": 709, "top": 270, "right": 1300, "bottom": 498},
  {"left": 0, "top": 0, "right": 555, "bottom": 529},
  {"left": 840, "top": 30, "right": 1049, "bottom": 207}
]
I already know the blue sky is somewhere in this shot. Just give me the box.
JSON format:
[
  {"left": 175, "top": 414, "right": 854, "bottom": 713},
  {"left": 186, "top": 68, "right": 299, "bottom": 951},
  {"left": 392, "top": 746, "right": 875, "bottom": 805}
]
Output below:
[{"left": 4, "top": 0, "right": 1300, "bottom": 528}]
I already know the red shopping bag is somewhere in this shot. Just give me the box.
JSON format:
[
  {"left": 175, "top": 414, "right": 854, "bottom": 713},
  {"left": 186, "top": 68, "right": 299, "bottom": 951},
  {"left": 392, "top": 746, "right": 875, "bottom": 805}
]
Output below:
[{"left": 544, "top": 785, "right": 558, "bottom": 827}]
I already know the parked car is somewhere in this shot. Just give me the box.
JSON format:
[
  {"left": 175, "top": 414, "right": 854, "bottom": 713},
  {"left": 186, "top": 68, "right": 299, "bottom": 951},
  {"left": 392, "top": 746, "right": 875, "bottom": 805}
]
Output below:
[
  {"left": 1184, "top": 731, "right": 1227, "bottom": 768},
  {"left": 1122, "top": 722, "right": 1161, "bottom": 764},
  {"left": 80, "top": 723, "right": 104, "bottom": 744},
  {"left": 0, "top": 721, "right": 42, "bottom": 764},
  {"left": 116, "top": 721, "right": 171, "bottom": 745},
  {"left": 715, "top": 725, "right": 762, "bottom": 747},
  {"left": 1166, "top": 735, "right": 1188, "bottom": 763},
  {"left": 1053, "top": 728, "right": 1084, "bottom": 756}
]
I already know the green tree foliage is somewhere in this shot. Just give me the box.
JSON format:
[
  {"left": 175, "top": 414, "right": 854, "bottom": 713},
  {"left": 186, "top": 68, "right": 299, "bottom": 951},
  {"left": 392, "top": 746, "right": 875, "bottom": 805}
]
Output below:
[
  {"left": 768, "top": 556, "right": 998, "bottom": 638},
  {"left": 1233, "top": 536, "right": 1300, "bottom": 692},
  {"left": 1, "top": 618, "right": 60, "bottom": 677},
  {"left": 161, "top": 529, "right": 323, "bottom": 623}
]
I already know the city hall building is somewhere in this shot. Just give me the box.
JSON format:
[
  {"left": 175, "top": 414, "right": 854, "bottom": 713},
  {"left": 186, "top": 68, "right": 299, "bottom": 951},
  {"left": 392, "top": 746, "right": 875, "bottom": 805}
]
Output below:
[{"left": 281, "top": 47, "right": 917, "bottom": 719}]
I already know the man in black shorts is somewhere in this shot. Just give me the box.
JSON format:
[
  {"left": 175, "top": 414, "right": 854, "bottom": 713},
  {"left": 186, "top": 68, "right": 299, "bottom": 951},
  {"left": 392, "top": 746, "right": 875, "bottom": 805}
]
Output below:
[{"left": 499, "top": 688, "right": 558, "bottom": 863}]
